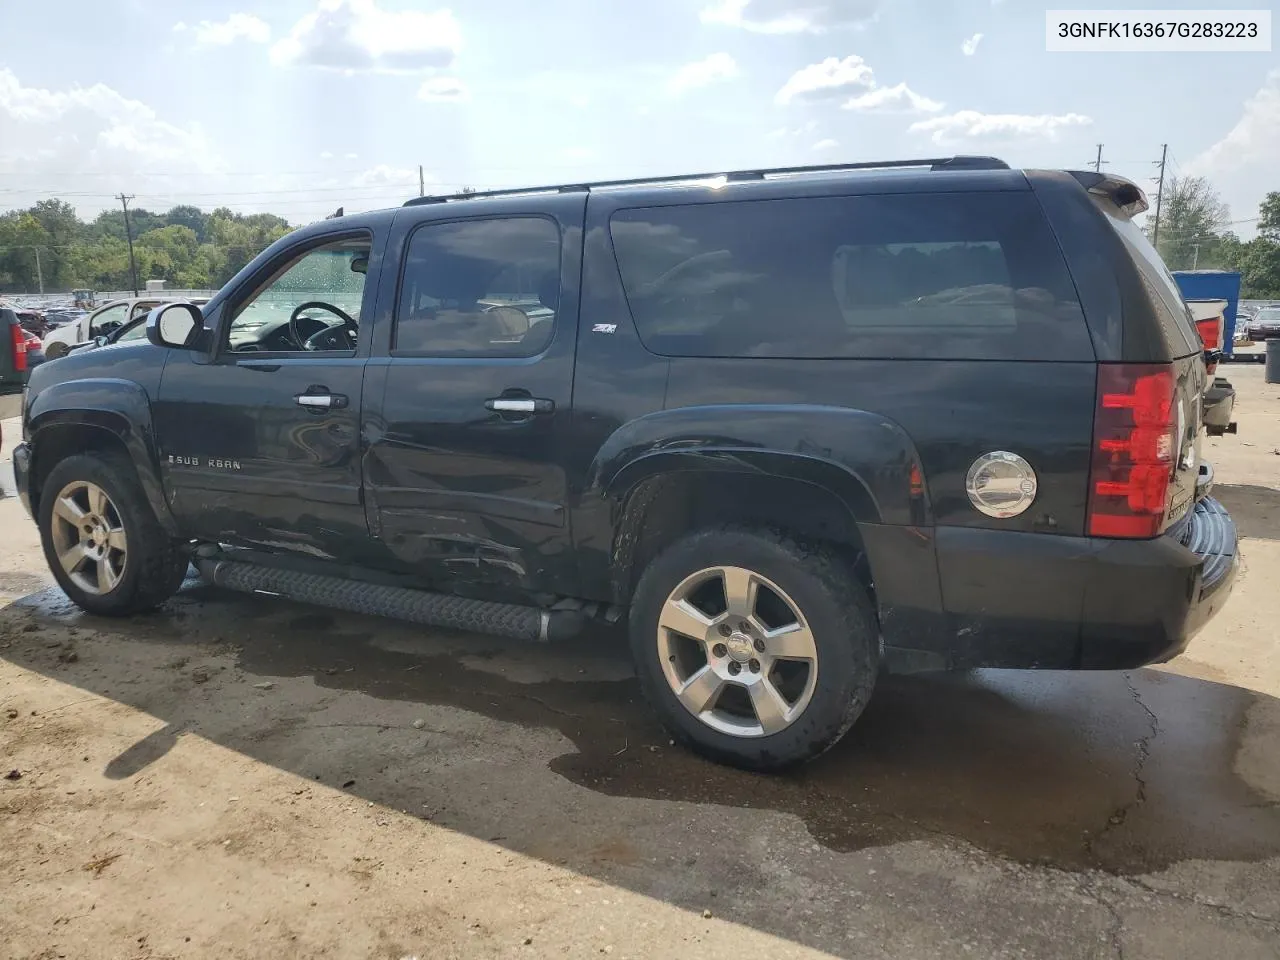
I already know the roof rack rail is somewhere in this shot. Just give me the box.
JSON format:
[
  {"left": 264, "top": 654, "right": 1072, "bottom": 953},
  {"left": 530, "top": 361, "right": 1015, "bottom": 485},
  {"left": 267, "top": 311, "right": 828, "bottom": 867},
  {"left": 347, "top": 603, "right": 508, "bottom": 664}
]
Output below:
[{"left": 402, "top": 156, "right": 1010, "bottom": 206}]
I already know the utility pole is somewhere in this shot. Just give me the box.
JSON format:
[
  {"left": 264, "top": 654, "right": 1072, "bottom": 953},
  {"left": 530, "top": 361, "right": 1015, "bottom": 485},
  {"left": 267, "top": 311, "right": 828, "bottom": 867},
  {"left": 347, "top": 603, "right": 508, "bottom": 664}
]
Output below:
[
  {"left": 33, "top": 246, "right": 44, "bottom": 294},
  {"left": 1094, "top": 144, "right": 1104, "bottom": 172},
  {"left": 1151, "top": 143, "right": 1168, "bottom": 250},
  {"left": 118, "top": 193, "right": 139, "bottom": 296},
  {"left": 418, "top": 165, "right": 425, "bottom": 198},
  {"left": 1191, "top": 243, "right": 1201, "bottom": 270}
]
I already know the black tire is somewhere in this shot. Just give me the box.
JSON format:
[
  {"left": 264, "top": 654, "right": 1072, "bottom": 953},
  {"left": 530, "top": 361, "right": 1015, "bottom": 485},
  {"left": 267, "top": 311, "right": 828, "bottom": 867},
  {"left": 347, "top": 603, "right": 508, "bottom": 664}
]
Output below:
[
  {"left": 38, "top": 452, "right": 188, "bottom": 616},
  {"left": 43, "top": 340, "right": 69, "bottom": 360},
  {"left": 629, "top": 526, "right": 878, "bottom": 771}
]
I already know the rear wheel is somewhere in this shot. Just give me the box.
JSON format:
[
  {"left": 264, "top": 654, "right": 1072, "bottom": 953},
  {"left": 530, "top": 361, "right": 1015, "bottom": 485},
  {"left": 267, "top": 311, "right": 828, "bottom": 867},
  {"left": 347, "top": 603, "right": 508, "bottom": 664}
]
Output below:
[
  {"left": 38, "top": 453, "right": 188, "bottom": 616},
  {"left": 43, "top": 340, "right": 69, "bottom": 360},
  {"left": 629, "top": 527, "right": 878, "bottom": 771}
]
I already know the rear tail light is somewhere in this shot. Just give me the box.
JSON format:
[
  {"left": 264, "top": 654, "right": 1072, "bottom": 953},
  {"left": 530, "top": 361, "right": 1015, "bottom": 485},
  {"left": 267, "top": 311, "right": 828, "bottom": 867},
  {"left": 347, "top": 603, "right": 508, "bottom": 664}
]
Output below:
[
  {"left": 1087, "top": 364, "right": 1176, "bottom": 538},
  {"left": 1195, "top": 316, "right": 1223, "bottom": 374},
  {"left": 9, "top": 323, "right": 26, "bottom": 372}
]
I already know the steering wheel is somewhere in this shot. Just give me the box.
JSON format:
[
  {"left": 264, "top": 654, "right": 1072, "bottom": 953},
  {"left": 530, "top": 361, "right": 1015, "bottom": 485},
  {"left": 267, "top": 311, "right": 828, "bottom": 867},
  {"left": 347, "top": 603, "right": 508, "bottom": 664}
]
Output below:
[{"left": 288, "top": 301, "right": 357, "bottom": 351}]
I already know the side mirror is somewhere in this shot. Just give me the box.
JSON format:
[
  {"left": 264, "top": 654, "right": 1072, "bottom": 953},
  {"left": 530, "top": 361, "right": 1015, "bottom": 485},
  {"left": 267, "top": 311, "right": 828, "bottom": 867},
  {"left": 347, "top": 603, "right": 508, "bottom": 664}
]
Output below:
[
  {"left": 93, "top": 335, "right": 109, "bottom": 348},
  {"left": 146, "top": 302, "right": 204, "bottom": 350}
]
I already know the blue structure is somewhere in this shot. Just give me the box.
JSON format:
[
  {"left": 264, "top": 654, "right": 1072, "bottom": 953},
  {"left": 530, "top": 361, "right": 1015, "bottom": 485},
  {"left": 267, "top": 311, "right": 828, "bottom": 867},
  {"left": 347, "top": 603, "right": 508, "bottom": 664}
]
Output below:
[{"left": 1173, "top": 270, "right": 1242, "bottom": 355}]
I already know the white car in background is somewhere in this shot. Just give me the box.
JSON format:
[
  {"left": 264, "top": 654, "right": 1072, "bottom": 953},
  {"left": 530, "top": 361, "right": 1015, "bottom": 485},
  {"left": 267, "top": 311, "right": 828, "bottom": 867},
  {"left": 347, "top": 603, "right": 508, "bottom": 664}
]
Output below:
[{"left": 42, "top": 297, "right": 209, "bottom": 360}]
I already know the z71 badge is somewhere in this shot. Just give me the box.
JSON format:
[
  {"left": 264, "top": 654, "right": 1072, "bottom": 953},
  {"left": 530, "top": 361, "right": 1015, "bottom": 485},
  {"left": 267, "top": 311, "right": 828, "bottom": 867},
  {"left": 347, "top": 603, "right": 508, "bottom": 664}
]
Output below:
[{"left": 169, "top": 455, "right": 241, "bottom": 470}]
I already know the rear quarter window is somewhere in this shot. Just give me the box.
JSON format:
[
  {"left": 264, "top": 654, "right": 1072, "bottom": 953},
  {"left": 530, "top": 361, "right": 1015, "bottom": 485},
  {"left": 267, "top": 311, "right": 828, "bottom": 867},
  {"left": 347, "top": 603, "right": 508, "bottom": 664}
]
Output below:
[
  {"left": 609, "top": 192, "right": 1094, "bottom": 361},
  {"left": 1097, "top": 204, "right": 1200, "bottom": 358}
]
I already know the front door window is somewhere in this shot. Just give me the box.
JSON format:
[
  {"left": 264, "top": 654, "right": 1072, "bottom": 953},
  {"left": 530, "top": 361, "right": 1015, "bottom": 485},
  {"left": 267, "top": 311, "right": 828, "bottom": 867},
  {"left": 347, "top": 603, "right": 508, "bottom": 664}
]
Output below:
[{"left": 226, "top": 238, "right": 370, "bottom": 354}]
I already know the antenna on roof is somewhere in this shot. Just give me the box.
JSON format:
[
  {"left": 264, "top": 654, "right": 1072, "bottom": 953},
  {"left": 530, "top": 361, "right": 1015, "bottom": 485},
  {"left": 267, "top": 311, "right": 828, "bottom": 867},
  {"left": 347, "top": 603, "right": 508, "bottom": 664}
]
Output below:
[{"left": 325, "top": 206, "right": 344, "bottom": 220}]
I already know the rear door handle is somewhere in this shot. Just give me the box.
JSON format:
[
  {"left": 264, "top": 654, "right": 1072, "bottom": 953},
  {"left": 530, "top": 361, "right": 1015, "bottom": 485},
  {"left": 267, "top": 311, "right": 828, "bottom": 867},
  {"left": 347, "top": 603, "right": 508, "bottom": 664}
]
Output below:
[{"left": 485, "top": 397, "right": 554, "bottom": 414}]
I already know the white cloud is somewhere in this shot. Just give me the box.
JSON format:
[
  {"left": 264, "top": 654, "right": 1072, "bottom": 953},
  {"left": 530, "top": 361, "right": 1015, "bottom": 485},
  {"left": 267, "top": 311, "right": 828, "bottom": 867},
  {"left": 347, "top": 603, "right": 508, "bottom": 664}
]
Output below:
[
  {"left": 1186, "top": 69, "right": 1279, "bottom": 234},
  {"left": 962, "top": 32, "right": 983, "bottom": 55},
  {"left": 812, "top": 138, "right": 838, "bottom": 151},
  {"left": 418, "top": 76, "right": 468, "bottom": 101},
  {"left": 0, "top": 68, "right": 216, "bottom": 167},
  {"left": 775, "top": 56, "right": 873, "bottom": 105},
  {"left": 668, "top": 53, "right": 740, "bottom": 94},
  {"left": 0, "top": 68, "right": 222, "bottom": 216},
  {"left": 700, "top": 0, "right": 879, "bottom": 34},
  {"left": 177, "top": 13, "right": 272, "bottom": 46},
  {"left": 842, "top": 82, "right": 943, "bottom": 114},
  {"left": 776, "top": 56, "right": 941, "bottom": 114},
  {"left": 1189, "top": 69, "right": 1280, "bottom": 176},
  {"left": 344, "top": 152, "right": 359, "bottom": 159},
  {"left": 319, "top": 150, "right": 335, "bottom": 159},
  {"left": 271, "top": 0, "right": 460, "bottom": 73},
  {"left": 909, "top": 110, "right": 1092, "bottom": 145}
]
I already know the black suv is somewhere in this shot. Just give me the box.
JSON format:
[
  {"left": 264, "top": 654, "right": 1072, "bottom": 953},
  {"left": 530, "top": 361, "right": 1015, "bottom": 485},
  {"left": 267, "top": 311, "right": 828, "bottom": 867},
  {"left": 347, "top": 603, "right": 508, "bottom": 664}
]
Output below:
[{"left": 11, "top": 157, "right": 1238, "bottom": 770}]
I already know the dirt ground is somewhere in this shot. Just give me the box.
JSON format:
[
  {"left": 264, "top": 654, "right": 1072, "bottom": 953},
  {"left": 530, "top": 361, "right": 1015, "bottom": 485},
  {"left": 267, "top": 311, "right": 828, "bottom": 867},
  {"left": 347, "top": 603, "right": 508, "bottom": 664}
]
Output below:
[{"left": 3, "top": 364, "right": 1280, "bottom": 960}]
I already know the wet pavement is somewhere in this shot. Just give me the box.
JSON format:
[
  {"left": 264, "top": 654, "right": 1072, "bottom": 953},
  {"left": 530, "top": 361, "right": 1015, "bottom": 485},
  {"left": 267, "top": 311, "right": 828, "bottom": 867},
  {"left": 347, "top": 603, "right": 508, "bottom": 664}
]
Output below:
[
  {"left": 5, "top": 376, "right": 1280, "bottom": 956},
  {"left": 4, "top": 575, "right": 1278, "bottom": 883}
]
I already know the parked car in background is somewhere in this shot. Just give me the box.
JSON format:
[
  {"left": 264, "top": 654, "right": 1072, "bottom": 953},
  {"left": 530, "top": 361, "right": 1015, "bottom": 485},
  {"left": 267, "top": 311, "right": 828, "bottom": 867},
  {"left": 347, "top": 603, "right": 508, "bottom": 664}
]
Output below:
[
  {"left": 42, "top": 297, "right": 210, "bottom": 360},
  {"left": 67, "top": 309, "right": 166, "bottom": 355},
  {"left": 1247, "top": 307, "right": 1280, "bottom": 341},
  {"left": 16, "top": 309, "right": 52, "bottom": 338},
  {"left": 20, "top": 329, "right": 46, "bottom": 369},
  {"left": 0, "top": 307, "right": 29, "bottom": 427}
]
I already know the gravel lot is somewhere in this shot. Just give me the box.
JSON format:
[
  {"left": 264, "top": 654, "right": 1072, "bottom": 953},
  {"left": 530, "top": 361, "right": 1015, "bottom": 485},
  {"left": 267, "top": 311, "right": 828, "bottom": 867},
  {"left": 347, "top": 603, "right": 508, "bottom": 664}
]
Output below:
[{"left": 2, "top": 364, "right": 1280, "bottom": 959}]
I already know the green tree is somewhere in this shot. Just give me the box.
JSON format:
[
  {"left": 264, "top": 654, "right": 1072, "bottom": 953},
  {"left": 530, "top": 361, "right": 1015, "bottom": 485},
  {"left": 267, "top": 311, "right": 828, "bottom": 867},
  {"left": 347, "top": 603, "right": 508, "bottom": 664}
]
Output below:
[
  {"left": 1150, "top": 176, "right": 1230, "bottom": 270},
  {"left": 0, "top": 211, "right": 52, "bottom": 290},
  {"left": 1226, "top": 238, "right": 1280, "bottom": 299},
  {"left": 165, "top": 205, "right": 209, "bottom": 243},
  {"left": 1258, "top": 192, "right": 1280, "bottom": 241}
]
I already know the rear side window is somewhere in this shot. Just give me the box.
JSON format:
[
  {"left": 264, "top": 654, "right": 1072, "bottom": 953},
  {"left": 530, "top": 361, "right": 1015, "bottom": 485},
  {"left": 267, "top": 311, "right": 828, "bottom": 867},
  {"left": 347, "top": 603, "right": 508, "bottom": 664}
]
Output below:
[
  {"left": 1098, "top": 205, "right": 1201, "bottom": 357},
  {"left": 609, "top": 192, "right": 1093, "bottom": 360},
  {"left": 394, "top": 216, "right": 560, "bottom": 358}
]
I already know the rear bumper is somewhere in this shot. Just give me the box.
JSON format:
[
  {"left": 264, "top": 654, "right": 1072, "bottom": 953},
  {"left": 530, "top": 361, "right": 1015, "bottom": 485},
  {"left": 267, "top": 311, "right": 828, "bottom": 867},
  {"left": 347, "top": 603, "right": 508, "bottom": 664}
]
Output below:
[
  {"left": 919, "top": 497, "right": 1238, "bottom": 671},
  {"left": 1075, "top": 496, "right": 1237, "bottom": 667}
]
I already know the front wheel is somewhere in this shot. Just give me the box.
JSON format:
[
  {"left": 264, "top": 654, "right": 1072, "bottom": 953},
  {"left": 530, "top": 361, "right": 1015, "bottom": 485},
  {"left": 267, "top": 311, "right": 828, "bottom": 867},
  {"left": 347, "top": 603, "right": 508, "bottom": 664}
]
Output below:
[
  {"left": 38, "top": 452, "right": 189, "bottom": 616},
  {"left": 629, "top": 527, "right": 878, "bottom": 771}
]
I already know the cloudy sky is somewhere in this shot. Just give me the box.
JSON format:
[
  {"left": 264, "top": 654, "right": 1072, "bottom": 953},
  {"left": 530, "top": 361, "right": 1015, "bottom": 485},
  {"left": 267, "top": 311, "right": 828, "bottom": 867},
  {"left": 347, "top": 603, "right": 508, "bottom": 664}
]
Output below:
[{"left": 0, "top": 0, "right": 1275, "bottom": 233}]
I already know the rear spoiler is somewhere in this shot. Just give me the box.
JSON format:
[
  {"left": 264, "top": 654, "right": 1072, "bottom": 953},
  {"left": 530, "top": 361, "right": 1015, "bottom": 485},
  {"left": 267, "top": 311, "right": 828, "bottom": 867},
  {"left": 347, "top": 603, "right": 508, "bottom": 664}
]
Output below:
[{"left": 1069, "top": 171, "right": 1149, "bottom": 217}]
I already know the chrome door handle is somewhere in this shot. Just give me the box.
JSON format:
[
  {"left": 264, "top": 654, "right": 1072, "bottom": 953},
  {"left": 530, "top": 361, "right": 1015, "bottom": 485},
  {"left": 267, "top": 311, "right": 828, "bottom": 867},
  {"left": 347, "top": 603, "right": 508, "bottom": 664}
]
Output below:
[
  {"left": 296, "top": 392, "right": 348, "bottom": 409},
  {"left": 485, "top": 397, "right": 553, "bottom": 414}
]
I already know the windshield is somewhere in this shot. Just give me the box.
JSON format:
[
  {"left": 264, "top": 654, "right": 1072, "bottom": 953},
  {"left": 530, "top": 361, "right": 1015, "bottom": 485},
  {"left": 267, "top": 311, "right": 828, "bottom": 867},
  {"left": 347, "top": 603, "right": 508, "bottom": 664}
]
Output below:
[{"left": 1257, "top": 308, "right": 1280, "bottom": 321}]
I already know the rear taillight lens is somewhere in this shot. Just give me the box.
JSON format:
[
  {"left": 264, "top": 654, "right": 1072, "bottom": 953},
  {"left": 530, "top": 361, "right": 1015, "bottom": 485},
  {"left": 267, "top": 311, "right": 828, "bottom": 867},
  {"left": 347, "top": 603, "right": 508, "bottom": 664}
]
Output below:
[
  {"left": 1195, "top": 316, "right": 1223, "bottom": 373},
  {"left": 1087, "top": 364, "right": 1176, "bottom": 539},
  {"left": 10, "top": 323, "right": 26, "bottom": 372}
]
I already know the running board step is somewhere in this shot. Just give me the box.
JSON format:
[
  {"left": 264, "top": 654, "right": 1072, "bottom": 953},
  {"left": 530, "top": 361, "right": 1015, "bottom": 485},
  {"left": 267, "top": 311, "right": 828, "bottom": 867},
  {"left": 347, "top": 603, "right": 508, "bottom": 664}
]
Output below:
[{"left": 195, "top": 557, "right": 583, "bottom": 642}]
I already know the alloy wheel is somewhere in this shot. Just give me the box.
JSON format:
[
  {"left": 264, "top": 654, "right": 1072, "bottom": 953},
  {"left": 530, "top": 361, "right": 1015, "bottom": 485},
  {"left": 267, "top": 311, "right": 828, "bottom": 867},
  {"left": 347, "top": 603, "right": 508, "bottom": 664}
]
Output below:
[
  {"left": 656, "top": 565, "right": 819, "bottom": 738},
  {"left": 48, "top": 480, "right": 128, "bottom": 596}
]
